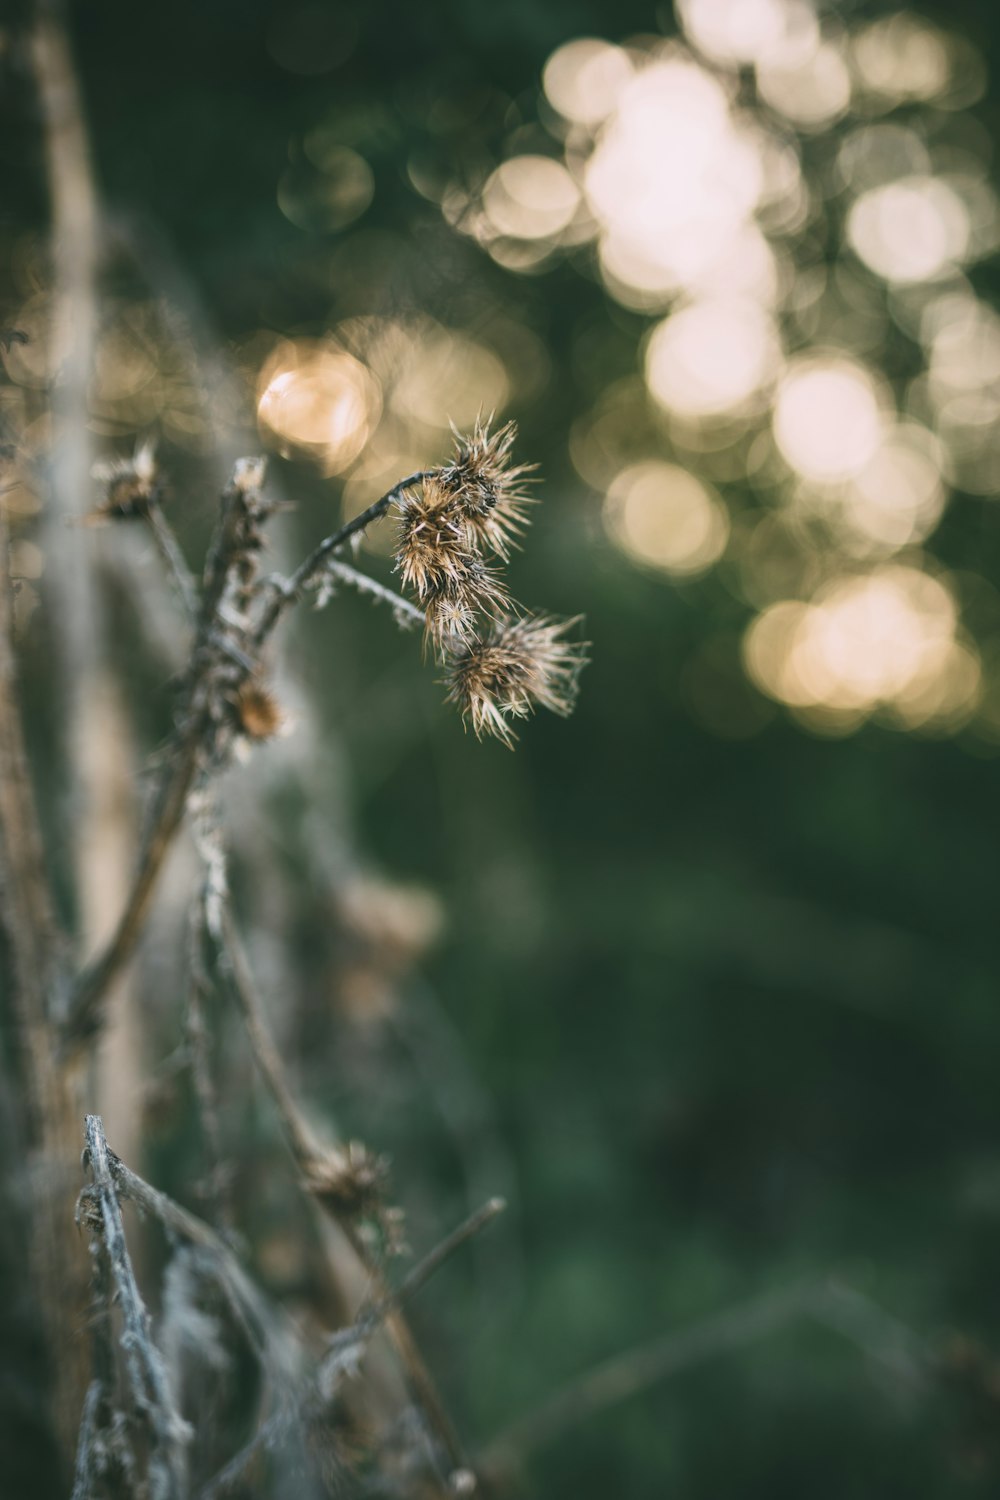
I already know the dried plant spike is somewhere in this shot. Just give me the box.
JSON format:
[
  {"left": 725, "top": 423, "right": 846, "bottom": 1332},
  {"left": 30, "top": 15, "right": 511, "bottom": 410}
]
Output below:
[
  {"left": 90, "top": 440, "right": 160, "bottom": 521},
  {"left": 445, "top": 614, "right": 588, "bottom": 749},
  {"left": 437, "top": 417, "right": 536, "bottom": 559}
]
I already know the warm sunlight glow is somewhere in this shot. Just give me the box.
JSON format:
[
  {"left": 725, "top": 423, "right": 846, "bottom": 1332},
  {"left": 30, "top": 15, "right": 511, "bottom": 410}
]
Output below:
[
  {"left": 482, "top": 157, "right": 581, "bottom": 241},
  {"left": 645, "top": 300, "right": 780, "bottom": 419},
  {"left": 744, "top": 565, "right": 978, "bottom": 729},
  {"left": 257, "top": 340, "right": 380, "bottom": 471},
  {"left": 773, "top": 357, "right": 884, "bottom": 482},
  {"left": 847, "top": 177, "right": 969, "bottom": 284},
  {"left": 604, "top": 461, "right": 729, "bottom": 575},
  {"left": 543, "top": 38, "right": 634, "bottom": 125}
]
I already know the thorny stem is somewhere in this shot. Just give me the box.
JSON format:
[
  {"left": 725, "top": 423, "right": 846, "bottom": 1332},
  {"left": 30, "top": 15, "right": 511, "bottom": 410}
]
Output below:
[
  {"left": 322, "top": 558, "right": 426, "bottom": 628},
  {"left": 81, "top": 1115, "right": 190, "bottom": 1500},
  {"left": 253, "top": 473, "right": 428, "bottom": 644}
]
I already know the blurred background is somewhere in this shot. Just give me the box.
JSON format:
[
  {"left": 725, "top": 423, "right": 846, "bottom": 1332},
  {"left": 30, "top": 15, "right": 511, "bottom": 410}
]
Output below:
[{"left": 4, "top": 0, "right": 1000, "bottom": 1495}]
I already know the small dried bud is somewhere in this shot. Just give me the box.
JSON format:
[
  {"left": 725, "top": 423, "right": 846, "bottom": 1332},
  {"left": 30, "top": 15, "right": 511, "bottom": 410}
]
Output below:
[
  {"left": 91, "top": 441, "right": 160, "bottom": 520},
  {"left": 445, "top": 614, "right": 588, "bottom": 749},
  {"left": 232, "top": 680, "right": 284, "bottom": 740},
  {"left": 306, "top": 1140, "right": 389, "bottom": 1218},
  {"left": 437, "top": 418, "right": 535, "bottom": 559}
]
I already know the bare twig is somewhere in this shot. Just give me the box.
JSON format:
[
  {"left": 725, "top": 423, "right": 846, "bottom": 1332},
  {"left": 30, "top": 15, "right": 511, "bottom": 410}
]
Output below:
[
  {"left": 81, "top": 1115, "right": 191, "bottom": 1500},
  {"left": 63, "top": 462, "right": 271, "bottom": 1048},
  {"left": 108, "top": 1145, "right": 297, "bottom": 1373},
  {"left": 199, "top": 1196, "right": 506, "bottom": 1500},
  {"left": 320, "top": 560, "right": 426, "bottom": 629},
  {"left": 214, "top": 905, "right": 471, "bottom": 1481},
  {"left": 479, "top": 1276, "right": 933, "bottom": 1482},
  {"left": 252, "top": 474, "right": 428, "bottom": 645},
  {"left": 68, "top": 1382, "right": 103, "bottom": 1500},
  {"left": 65, "top": 468, "right": 429, "bottom": 1051},
  {"left": 146, "top": 502, "right": 198, "bottom": 620},
  {"left": 184, "top": 890, "right": 233, "bottom": 1229},
  {"left": 381, "top": 1196, "right": 507, "bottom": 1322}
]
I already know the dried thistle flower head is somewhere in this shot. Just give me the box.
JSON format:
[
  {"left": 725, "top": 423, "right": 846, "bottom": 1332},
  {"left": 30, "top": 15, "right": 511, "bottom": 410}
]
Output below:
[
  {"left": 90, "top": 441, "right": 160, "bottom": 520},
  {"left": 438, "top": 418, "right": 535, "bottom": 559},
  {"left": 445, "top": 614, "right": 588, "bottom": 749},
  {"left": 394, "top": 476, "right": 473, "bottom": 598},
  {"left": 422, "top": 558, "right": 513, "bottom": 654}
]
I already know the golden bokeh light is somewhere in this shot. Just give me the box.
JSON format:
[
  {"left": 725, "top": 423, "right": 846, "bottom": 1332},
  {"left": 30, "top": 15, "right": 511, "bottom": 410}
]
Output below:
[
  {"left": 678, "top": 0, "right": 819, "bottom": 70},
  {"left": 773, "top": 356, "right": 885, "bottom": 482},
  {"left": 838, "top": 422, "right": 947, "bottom": 552},
  {"left": 390, "top": 326, "right": 509, "bottom": 431},
  {"left": 604, "top": 461, "right": 729, "bottom": 576},
  {"left": 256, "top": 339, "right": 380, "bottom": 472},
  {"left": 645, "top": 299, "right": 780, "bottom": 420},
  {"left": 756, "top": 40, "right": 851, "bottom": 129},
  {"left": 542, "top": 38, "right": 634, "bottom": 125},
  {"left": 584, "top": 57, "right": 767, "bottom": 307},
  {"left": 481, "top": 156, "right": 581, "bottom": 242},
  {"left": 851, "top": 15, "right": 957, "bottom": 107},
  {"left": 847, "top": 177, "right": 969, "bottom": 285},
  {"left": 743, "top": 565, "right": 978, "bottom": 731}
]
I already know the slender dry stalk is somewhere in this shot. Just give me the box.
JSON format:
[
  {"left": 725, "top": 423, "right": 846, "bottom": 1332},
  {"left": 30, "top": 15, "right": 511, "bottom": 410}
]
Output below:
[
  {"left": 478, "top": 1277, "right": 931, "bottom": 1483},
  {"left": 214, "top": 904, "right": 473, "bottom": 1483},
  {"left": 80, "top": 1115, "right": 191, "bottom": 1500},
  {"left": 0, "top": 497, "right": 87, "bottom": 1461}
]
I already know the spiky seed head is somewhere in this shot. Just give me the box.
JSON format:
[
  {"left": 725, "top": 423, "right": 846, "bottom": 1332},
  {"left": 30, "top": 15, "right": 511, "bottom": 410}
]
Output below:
[
  {"left": 394, "top": 475, "right": 473, "bottom": 601},
  {"left": 444, "top": 614, "right": 588, "bottom": 749},
  {"left": 437, "top": 417, "right": 536, "bottom": 559},
  {"left": 422, "top": 558, "right": 515, "bottom": 655}
]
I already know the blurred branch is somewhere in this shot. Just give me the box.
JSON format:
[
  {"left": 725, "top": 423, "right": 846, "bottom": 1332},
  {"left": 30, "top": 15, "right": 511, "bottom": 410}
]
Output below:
[
  {"left": 480, "top": 1276, "right": 932, "bottom": 1482},
  {"left": 80, "top": 1115, "right": 190, "bottom": 1500},
  {"left": 480, "top": 1282, "right": 816, "bottom": 1479},
  {"left": 146, "top": 501, "right": 198, "bottom": 620},
  {"left": 214, "top": 901, "right": 472, "bottom": 1482},
  {"left": 65, "top": 468, "right": 432, "bottom": 1051},
  {"left": 0, "top": 500, "right": 67, "bottom": 1130},
  {"left": 199, "top": 1196, "right": 506, "bottom": 1500}
]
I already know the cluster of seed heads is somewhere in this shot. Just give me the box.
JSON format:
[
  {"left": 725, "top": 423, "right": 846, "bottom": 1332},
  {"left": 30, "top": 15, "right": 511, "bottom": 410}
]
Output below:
[
  {"left": 92, "top": 421, "right": 586, "bottom": 750},
  {"left": 393, "top": 420, "right": 587, "bottom": 748}
]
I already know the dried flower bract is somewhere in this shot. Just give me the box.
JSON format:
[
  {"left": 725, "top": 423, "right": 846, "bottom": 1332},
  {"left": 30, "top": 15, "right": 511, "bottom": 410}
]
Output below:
[{"left": 445, "top": 615, "right": 588, "bottom": 749}]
